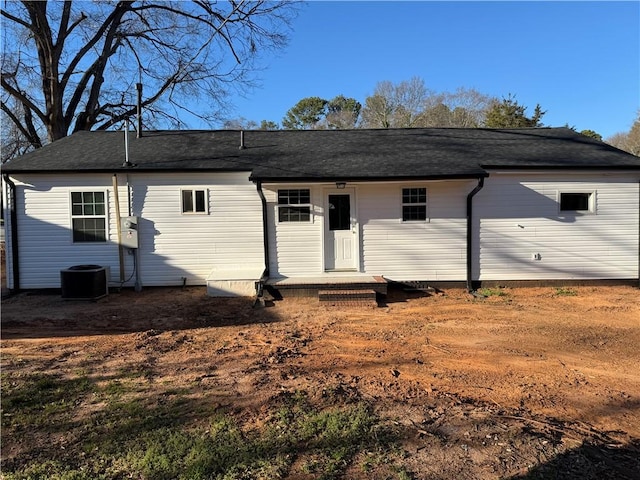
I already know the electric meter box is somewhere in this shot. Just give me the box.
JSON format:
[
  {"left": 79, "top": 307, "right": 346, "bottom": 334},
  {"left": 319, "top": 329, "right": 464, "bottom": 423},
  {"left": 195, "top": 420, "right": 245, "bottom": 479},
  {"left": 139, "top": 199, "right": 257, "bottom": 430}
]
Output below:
[{"left": 120, "top": 216, "right": 139, "bottom": 249}]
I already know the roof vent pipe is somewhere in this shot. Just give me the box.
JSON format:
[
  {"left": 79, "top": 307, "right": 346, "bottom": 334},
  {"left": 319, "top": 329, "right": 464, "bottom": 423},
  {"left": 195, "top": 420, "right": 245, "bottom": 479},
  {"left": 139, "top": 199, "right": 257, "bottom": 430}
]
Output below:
[
  {"left": 123, "top": 120, "right": 135, "bottom": 168},
  {"left": 136, "top": 83, "right": 143, "bottom": 138},
  {"left": 239, "top": 130, "right": 246, "bottom": 150},
  {"left": 123, "top": 120, "right": 131, "bottom": 167}
]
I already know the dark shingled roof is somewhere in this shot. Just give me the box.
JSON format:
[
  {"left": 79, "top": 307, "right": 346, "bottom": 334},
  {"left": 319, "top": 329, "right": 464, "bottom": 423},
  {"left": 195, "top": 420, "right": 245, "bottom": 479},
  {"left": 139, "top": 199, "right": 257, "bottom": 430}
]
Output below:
[{"left": 3, "top": 128, "right": 639, "bottom": 181}]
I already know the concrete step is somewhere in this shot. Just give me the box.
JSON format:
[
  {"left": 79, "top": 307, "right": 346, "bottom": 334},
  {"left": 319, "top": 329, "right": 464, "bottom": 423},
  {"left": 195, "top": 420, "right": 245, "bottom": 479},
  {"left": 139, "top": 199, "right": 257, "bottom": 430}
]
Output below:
[{"left": 318, "top": 289, "right": 378, "bottom": 306}]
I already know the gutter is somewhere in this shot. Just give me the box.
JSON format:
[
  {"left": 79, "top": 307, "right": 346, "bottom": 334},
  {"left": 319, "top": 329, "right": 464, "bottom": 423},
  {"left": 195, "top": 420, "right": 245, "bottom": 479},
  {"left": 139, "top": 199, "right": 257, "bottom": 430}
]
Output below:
[
  {"left": 2, "top": 174, "right": 19, "bottom": 292},
  {"left": 248, "top": 173, "right": 488, "bottom": 184},
  {"left": 466, "top": 177, "right": 485, "bottom": 293},
  {"left": 254, "top": 181, "right": 270, "bottom": 305}
]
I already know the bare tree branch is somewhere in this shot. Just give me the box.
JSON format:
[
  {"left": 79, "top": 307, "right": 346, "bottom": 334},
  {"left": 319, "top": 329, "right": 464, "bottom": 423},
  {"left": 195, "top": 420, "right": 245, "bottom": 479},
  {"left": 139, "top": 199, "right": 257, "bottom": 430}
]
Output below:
[
  {"left": 0, "top": 8, "right": 31, "bottom": 30},
  {"left": 1, "top": 0, "right": 298, "bottom": 158},
  {"left": 1, "top": 76, "right": 47, "bottom": 124},
  {"left": 94, "top": 71, "right": 180, "bottom": 130},
  {"left": 61, "top": 2, "right": 132, "bottom": 90},
  {"left": 1, "top": 101, "right": 36, "bottom": 147}
]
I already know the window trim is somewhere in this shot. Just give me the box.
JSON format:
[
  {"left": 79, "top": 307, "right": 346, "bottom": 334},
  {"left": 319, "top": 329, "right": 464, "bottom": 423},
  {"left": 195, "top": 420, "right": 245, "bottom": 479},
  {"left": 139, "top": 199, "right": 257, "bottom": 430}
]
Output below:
[
  {"left": 180, "top": 188, "right": 209, "bottom": 215},
  {"left": 69, "top": 189, "right": 109, "bottom": 243},
  {"left": 401, "top": 186, "right": 429, "bottom": 222},
  {"left": 277, "top": 188, "right": 312, "bottom": 223},
  {"left": 558, "top": 190, "right": 596, "bottom": 214}
]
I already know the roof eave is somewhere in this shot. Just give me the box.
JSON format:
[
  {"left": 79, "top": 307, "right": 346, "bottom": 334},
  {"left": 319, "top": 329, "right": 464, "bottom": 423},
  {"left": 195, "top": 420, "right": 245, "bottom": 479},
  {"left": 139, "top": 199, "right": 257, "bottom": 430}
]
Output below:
[
  {"left": 250, "top": 173, "right": 488, "bottom": 183},
  {"left": 2, "top": 167, "right": 254, "bottom": 175},
  {"left": 482, "top": 164, "right": 640, "bottom": 170}
]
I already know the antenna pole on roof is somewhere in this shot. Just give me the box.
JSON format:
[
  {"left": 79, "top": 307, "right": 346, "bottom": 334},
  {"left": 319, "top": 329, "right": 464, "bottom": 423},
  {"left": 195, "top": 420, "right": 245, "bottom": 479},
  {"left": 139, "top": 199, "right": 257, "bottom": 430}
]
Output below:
[{"left": 136, "top": 82, "right": 143, "bottom": 138}]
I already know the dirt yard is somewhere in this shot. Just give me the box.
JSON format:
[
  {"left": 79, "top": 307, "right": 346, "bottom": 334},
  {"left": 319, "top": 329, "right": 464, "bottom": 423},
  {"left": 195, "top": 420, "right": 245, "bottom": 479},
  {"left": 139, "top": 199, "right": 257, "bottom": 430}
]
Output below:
[{"left": 2, "top": 284, "right": 639, "bottom": 479}]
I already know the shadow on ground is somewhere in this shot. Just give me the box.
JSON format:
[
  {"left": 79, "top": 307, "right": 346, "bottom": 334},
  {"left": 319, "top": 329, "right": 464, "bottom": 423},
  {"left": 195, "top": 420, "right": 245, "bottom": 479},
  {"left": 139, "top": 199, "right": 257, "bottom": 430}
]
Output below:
[
  {"left": 509, "top": 439, "right": 640, "bottom": 480},
  {"left": 0, "top": 286, "right": 280, "bottom": 339}
]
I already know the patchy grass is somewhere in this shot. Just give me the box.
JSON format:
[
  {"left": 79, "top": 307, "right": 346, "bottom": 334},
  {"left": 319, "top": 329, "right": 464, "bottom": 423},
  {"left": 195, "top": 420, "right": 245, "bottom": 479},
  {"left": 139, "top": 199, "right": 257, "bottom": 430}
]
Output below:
[
  {"left": 478, "top": 287, "right": 508, "bottom": 297},
  {"left": 553, "top": 287, "right": 578, "bottom": 296},
  {"left": 1, "top": 372, "right": 92, "bottom": 429},
  {"left": 1, "top": 374, "right": 401, "bottom": 480}
]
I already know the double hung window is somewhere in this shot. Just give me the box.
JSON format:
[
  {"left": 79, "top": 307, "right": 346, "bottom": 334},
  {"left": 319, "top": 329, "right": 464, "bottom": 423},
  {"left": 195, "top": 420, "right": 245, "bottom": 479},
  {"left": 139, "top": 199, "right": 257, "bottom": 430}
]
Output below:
[
  {"left": 71, "top": 191, "right": 107, "bottom": 242},
  {"left": 278, "top": 189, "right": 311, "bottom": 222},
  {"left": 402, "top": 187, "right": 427, "bottom": 221}
]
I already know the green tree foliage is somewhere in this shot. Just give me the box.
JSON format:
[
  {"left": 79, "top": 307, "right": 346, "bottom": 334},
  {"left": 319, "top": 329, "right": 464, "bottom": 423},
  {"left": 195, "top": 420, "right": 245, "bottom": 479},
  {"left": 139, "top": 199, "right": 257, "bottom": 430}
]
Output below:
[
  {"left": 484, "top": 94, "right": 546, "bottom": 128},
  {"left": 280, "top": 94, "right": 361, "bottom": 130},
  {"left": 259, "top": 120, "right": 280, "bottom": 130},
  {"left": 326, "top": 95, "right": 361, "bottom": 129},
  {"left": 281, "top": 96, "right": 328, "bottom": 129},
  {"left": 0, "top": 0, "right": 298, "bottom": 157},
  {"left": 579, "top": 129, "right": 603, "bottom": 141}
]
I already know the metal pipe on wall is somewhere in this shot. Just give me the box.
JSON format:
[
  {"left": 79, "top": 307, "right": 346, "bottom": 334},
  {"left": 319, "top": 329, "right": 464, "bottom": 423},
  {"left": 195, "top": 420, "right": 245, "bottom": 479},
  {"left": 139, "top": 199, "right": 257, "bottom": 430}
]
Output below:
[
  {"left": 466, "top": 176, "right": 485, "bottom": 292},
  {"left": 2, "top": 174, "right": 19, "bottom": 292},
  {"left": 112, "top": 174, "right": 125, "bottom": 283}
]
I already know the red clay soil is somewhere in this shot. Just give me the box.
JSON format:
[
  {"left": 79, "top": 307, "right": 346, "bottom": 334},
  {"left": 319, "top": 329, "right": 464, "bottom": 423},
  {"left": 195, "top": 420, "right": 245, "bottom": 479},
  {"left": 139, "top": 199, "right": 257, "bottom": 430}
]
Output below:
[{"left": 1, "top": 284, "right": 639, "bottom": 479}]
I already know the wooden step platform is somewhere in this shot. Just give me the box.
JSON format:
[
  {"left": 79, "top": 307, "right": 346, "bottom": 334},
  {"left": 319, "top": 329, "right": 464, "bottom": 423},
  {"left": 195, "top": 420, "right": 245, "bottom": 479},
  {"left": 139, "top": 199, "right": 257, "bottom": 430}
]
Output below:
[{"left": 266, "top": 275, "right": 387, "bottom": 299}]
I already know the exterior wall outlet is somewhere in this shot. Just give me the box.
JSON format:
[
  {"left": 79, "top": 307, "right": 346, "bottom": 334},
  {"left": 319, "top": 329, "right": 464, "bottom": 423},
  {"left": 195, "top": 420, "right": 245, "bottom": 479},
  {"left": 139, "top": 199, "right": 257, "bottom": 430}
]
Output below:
[{"left": 532, "top": 253, "right": 542, "bottom": 261}]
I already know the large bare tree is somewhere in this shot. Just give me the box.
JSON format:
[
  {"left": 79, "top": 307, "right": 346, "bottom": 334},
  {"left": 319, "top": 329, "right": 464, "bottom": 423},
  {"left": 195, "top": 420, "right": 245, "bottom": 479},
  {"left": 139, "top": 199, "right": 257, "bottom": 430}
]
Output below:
[
  {"left": 360, "top": 79, "right": 496, "bottom": 129},
  {"left": 421, "top": 87, "right": 496, "bottom": 128},
  {"left": 607, "top": 111, "right": 640, "bottom": 156},
  {"left": 1, "top": 0, "right": 298, "bottom": 158},
  {"left": 360, "top": 77, "right": 430, "bottom": 129}
]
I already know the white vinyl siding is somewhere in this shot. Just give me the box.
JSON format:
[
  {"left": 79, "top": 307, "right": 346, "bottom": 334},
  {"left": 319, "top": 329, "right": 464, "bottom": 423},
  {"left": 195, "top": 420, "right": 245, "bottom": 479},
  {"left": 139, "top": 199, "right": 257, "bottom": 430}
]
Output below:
[
  {"left": 130, "top": 172, "right": 263, "bottom": 286},
  {"left": 7, "top": 171, "right": 639, "bottom": 290},
  {"left": 7, "top": 174, "right": 124, "bottom": 289},
  {"left": 360, "top": 181, "right": 471, "bottom": 281},
  {"left": 265, "top": 181, "right": 472, "bottom": 281},
  {"left": 475, "top": 173, "right": 639, "bottom": 280},
  {"left": 8, "top": 172, "right": 263, "bottom": 289},
  {"left": 264, "top": 185, "right": 323, "bottom": 277}
]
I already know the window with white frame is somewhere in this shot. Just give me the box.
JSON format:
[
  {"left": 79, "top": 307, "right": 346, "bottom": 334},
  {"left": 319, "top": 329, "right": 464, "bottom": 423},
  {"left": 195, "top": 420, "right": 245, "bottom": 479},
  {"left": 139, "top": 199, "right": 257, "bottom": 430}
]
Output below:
[
  {"left": 559, "top": 192, "right": 595, "bottom": 213},
  {"left": 71, "top": 191, "right": 107, "bottom": 242},
  {"left": 278, "top": 189, "right": 311, "bottom": 222},
  {"left": 402, "top": 187, "right": 427, "bottom": 221},
  {"left": 181, "top": 189, "right": 208, "bottom": 214}
]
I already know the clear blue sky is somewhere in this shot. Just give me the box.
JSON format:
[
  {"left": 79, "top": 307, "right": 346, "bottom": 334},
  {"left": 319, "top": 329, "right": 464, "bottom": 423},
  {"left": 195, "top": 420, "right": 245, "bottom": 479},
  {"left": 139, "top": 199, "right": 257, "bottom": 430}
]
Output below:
[{"left": 226, "top": 1, "right": 639, "bottom": 138}]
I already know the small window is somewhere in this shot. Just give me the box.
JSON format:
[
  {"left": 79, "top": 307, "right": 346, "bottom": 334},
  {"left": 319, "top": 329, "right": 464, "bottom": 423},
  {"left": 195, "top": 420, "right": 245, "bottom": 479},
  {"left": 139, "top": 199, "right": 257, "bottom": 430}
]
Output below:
[
  {"left": 402, "top": 187, "right": 427, "bottom": 221},
  {"left": 71, "top": 191, "right": 107, "bottom": 242},
  {"left": 560, "top": 192, "right": 594, "bottom": 213},
  {"left": 278, "top": 189, "right": 311, "bottom": 222},
  {"left": 182, "top": 189, "right": 207, "bottom": 214}
]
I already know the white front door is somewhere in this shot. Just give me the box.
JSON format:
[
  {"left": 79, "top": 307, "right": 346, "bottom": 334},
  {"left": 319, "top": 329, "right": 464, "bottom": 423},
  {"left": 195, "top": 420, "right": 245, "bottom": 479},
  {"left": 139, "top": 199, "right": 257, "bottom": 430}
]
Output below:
[{"left": 324, "top": 189, "right": 357, "bottom": 271}]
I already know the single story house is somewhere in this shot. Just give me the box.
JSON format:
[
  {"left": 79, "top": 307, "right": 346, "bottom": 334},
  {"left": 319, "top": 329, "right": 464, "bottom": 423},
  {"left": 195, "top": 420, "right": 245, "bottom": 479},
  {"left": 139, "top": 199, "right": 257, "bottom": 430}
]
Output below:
[{"left": 2, "top": 127, "right": 639, "bottom": 297}]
